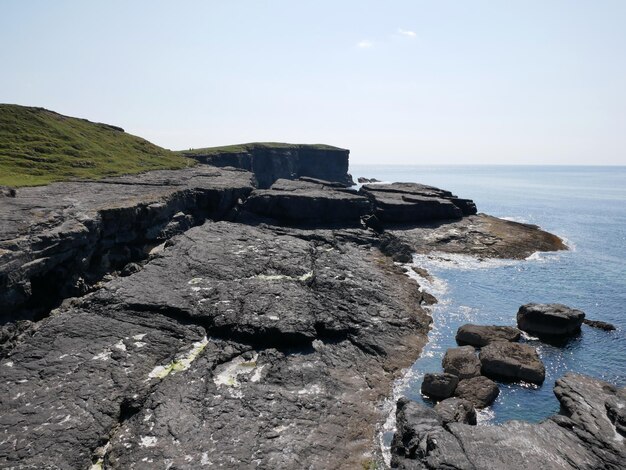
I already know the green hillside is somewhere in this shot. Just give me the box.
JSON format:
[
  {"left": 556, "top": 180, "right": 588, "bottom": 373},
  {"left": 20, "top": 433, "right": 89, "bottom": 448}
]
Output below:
[{"left": 0, "top": 104, "right": 192, "bottom": 187}]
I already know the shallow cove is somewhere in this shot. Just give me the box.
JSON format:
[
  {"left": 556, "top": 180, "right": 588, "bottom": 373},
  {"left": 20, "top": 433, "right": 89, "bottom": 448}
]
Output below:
[{"left": 352, "top": 165, "right": 626, "bottom": 432}]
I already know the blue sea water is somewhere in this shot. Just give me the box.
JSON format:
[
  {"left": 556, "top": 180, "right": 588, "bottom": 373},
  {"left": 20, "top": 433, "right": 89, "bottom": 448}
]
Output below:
[{"left": 351, "top": 165, "right": 626, "bottom": 425}]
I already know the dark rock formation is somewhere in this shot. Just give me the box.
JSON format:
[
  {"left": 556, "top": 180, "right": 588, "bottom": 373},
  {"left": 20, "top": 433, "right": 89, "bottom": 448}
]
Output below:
[
  {"left": 182, "top": 143, "right": 355, "bottom": 188},
  {"left": 517, "top": 303, "right": 586, "bottom": 337},
  {"left": 421, "top": 372, "right": 459, "bottom": 400},
  {"left": 456, "top": 324, "right": 521, "bottom": 347},
  {"left": 0, "top": 165, "right": 254, "bottom": 323},
  {"left": 480, "top": 342, "right": 546, "bottom": 384},
  {"left": 240, "top": 178, "right": 371, "bottom": 225},
  {"left": 434, "top": 397, "right": 477, "bottom": 426},
  {"left": 584, "top": 318, "right": 617, "bottom": 331},
  {"left": 442, "top": 346, "right": 482, "bottom": 379},
  {"left": 454, "top": 376, "right": 500, "bottom": 408},
  {"left": 0, "top": 221, "right": 430, "bottom": 469},
  {"left": 392, "top": 373, "right": 626, "bottom": 469},
  {"left": 357, "top": 177, "right": 381, "bottom": 183}
]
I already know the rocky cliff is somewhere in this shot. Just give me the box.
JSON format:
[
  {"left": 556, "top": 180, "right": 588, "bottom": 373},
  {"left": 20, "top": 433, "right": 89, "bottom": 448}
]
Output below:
[
  {"left": 0, "top": 153, "right": 577, "bottom": 468},
  {"left": 180, "top": 143, "right": 354, "bottom": 188}
]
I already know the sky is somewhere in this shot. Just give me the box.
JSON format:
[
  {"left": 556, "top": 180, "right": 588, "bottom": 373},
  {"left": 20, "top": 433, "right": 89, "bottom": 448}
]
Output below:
[{"left": 1, "top": 1, "right": 625, "bottom": 165}]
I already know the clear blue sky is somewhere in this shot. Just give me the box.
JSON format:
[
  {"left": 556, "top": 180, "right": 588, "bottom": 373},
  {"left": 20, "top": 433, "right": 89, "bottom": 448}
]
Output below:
[{"left": 1, "top": 1, "right": 625, "bottom": 164}]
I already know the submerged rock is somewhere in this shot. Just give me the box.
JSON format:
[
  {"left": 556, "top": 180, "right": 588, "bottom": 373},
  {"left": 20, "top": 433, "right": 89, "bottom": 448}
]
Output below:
[
  {"left": 391, "top": 373, "right": 626, "bottom": 470},
  {"left": 456, "top": 324, "right": 521, "bottom": 347},
  {"left": 479, "top": 341, "right": 545, "bottom": 384},
  {"left": 421, "top": 372, "right": 459, "bottom": 400},
  {"left": 517, "top": 303, "right": 585, "bottom": 337},
  {"left": 454, "top": 376, "right": 500, "bottom": 408},
  {"left": 442, "top": 346, "right": 482, "bottom": 380},
  {"left": 583, "top": 318, "right": 617, "bottom": 331}
]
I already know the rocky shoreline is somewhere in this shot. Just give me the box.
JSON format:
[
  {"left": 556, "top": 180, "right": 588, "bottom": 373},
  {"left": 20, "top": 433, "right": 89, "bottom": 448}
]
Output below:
[{"left": 1, "top": 150, "right": 621, "bottom": 469}]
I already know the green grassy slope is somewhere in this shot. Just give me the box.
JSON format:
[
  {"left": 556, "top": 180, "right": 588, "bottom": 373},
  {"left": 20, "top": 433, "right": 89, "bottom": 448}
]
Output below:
[
  {"left": 177, "top": 142, "right": 346, "bottom": 157},
  {"left": 0, "top": 104, "right": 192, "bottom": 187}
]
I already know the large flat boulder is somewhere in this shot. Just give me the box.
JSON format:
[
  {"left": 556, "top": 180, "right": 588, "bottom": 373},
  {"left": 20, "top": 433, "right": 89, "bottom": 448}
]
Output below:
[
  {"left": 517, "top": 303, "right": 585, "bottom": 337},
  {"left": 360, "top": 183, "right": 465, "bottom": 224},
  {"left": 479, "top": 342, "right": 545, "bottom": 384},
  {"left": 391, "top": 373, "right": 626, "bottom": 469},
  {"left": 456, "top": 324, "right": 521, "bottom": 347},
  {"left": 240, "top": 178, "right": 371, "bottom": 225}
]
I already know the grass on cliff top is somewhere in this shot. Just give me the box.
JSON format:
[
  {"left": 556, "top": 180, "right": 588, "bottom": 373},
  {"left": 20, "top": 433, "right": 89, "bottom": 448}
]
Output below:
[
  {"left": 178, "top": 142, "right": 346, "bottom": 156},
  {"left": 0, "top": 104, "right": 193, "bottom": 187}
]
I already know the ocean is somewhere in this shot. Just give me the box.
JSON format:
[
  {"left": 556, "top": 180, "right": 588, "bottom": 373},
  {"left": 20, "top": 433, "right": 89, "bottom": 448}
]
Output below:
[{"left": 350, "top": 165, "right": 626, "bottom": 426}]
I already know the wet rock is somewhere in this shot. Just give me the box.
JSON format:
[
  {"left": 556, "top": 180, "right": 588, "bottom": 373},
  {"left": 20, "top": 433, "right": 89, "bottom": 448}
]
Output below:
[
  {"left": 454, "top": 376, "right": 500, "bottom": 408},
  {"left": 240, "top": 178, "right": 371, "bottom": 225},
  {"left": 391, "top": 373, "right": 626, "bottom": 469},
  {"left": 442, "top": 345, "right": 482, "bottom": 379},
  {"left": 421, "top": 372, "right": 459, "bottom": 400},
  {"left": 480, "top": 341, "right": 545, "bottom": 384},
  {"left": 456, "top": 324, "right": 521, "bottom": 347},
  {"left": 517, "top": 303, "right": 585, "bottom": 337},
  {"left": 583, "top": 318, "right": 616, "bottom": 331},
  {"left": 434, "top": 397, "right": 477, "bottom": 425},
  {"left": 357, "top": 177, "right": 381, "bottom": 183}
]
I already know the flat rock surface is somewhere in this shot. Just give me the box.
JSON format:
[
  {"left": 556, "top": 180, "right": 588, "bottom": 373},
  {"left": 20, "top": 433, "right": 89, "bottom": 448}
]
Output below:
[
  {"left": 389, "top": 214, "right": 567, "bottom": 259},
  {"left": 456, "top": 324, "right": 521, "bottom": 347},
  {"left": 392, "top": 373, "right": 626, "bottom": 470},
  {"left": 0, "top": 221, "right": 430, "bottom": 469},
  {"left": 479, "top": 342, "right": 546, "bottom": 384}
]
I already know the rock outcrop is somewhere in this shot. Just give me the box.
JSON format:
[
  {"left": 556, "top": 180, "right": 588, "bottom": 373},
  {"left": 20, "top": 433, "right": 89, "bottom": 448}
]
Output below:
[
  {"left": 454, "top": 375, "right": 500, "bottom": 408},
  {"left": 240, "top": 178, "right": 370, "bottom": 225},
  {"left": 479, "top": 342, "right": 546, "bottom": 384},
  {"left": 442, "top": 345, "right": 482, "bottom": 379},
  {"left": 391, "top": 373, "right": 626, "bottom": 470},
  {"left": 0, "top": 221, "right": 430, "bottom": 469},
  {"left": 517, "top": 303, "right": 586, "bottom": 337},
  {"left": 181, "top": 143, "right": 355, "bottom": 188},
  {"left": 0, "top": 166, "right": 254, "bottom": 324},
  {"left": 359, "top": 182, "right": 474, "bottom": 224},
  {"left": 456, "top": 324, "right": 521, "bottom": 347}
]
